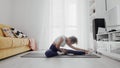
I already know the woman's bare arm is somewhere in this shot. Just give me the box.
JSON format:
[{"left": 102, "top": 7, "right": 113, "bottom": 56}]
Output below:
[
  {"left": 53, "top": 38, "right": 67, "bottom": 53},
  {"left": 68, "top": 45, "right": 89, "bottom": 53},
  {"left": 53, "top": 38, "right": 63, "bottom": 49}
]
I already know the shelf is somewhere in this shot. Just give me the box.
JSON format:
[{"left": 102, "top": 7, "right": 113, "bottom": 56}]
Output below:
[
  {"left": 97, "top": 31, "right": 120, "bottom": 36},
  {"left": 90, "top": 13, "right": 96, "bottom": 19},
  {"left": 89, "top": 0, "right": 95, "bottom": 7},
  {"left": 89, "top": 8, "right": 96, "bottom": 16},
  {"left": 97, "top": 33, "right": 109, "bottom": 36},
  {"left": 89, "top": 0, "right": 96, "bottom": 21},
  {"left": 90, "top": 3, "right": 95, "bottom": 9}
]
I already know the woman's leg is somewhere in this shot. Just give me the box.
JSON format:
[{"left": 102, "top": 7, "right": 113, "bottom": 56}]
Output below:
[
  {"left": 66, "top": 49, "right": 86, "bottom": 55},
  {"left": 45, "top": 44, "right": 59, "bottom": 58},
  {"left": 45, "top": 49, "right": 58, "bottom": 58}
]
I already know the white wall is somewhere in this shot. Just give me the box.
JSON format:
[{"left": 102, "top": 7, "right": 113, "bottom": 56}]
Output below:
[
  {"left": 77, "top": 0, "right": 89, "bottom": 49},
  {"left": 106, "top": 0, "right": 120, "bottom": 30},
  {"left": 0, "top": 0, "right": 12, "bottom": 25},
  {"left": 11, "top": 0, "right": 50, "bottom": 50},
  {"left": 107, "top": 0, "right": 120, "bottom": 11}
]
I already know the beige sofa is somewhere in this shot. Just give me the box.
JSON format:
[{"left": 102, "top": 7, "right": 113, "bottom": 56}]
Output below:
[{"left": 0, "top": 24, "right": 31, "bottom": 60}]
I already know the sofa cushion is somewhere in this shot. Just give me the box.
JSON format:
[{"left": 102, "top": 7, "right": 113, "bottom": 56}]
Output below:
[
  {"left": 0, "top": 37, "right": 29, "bottom": 49},
  {"left": 12, "top": 38, "right": 29, "bottom": 48},
  {"left": 0, "top": 37, "right": 13, "bottom": 49}
]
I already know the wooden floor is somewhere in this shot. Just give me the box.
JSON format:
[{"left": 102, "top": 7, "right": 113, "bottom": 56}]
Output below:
[{"left": 0, "top": 51, "right": 120, "bottom": 68}]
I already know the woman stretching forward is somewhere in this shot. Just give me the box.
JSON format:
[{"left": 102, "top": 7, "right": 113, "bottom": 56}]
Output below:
[{"left": 45, "top": 35, "right": 89, "bottom": 58}]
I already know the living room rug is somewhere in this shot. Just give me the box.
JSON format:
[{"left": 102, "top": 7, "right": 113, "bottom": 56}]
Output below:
[{"left": 21, "top": 53, "right": 100, "bottom": 58}]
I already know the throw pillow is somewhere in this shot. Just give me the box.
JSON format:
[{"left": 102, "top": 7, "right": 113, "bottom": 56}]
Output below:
[
  {"left": 1, "top": 28, "right": 15, "bottom": 38},
  {"left": 11, "top": 28, "right": 28, "bottom": 38}
]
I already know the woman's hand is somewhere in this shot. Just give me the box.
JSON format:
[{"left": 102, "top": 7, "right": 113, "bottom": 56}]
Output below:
[{"left": 60, "top": 48, "right": 67, "bottom": 54}]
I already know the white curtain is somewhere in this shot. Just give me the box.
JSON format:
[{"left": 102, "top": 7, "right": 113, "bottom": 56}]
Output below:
[{"left": 48, "top": 0, "right": 89, "bottom": 49}]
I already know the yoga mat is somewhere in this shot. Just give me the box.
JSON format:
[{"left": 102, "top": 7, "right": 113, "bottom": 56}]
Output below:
[{"left": 21, "top": 53, "right": 100, "bottom": 58}]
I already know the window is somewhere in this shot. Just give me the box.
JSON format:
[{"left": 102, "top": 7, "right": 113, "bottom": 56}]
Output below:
[{"left": 49, "top": 0, "right": 89, "bottom": 49}]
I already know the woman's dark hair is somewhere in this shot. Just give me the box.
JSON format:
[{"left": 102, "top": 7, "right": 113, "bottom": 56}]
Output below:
[{"left": 69, "top": 36, "right": 78, "bottom": 44}]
